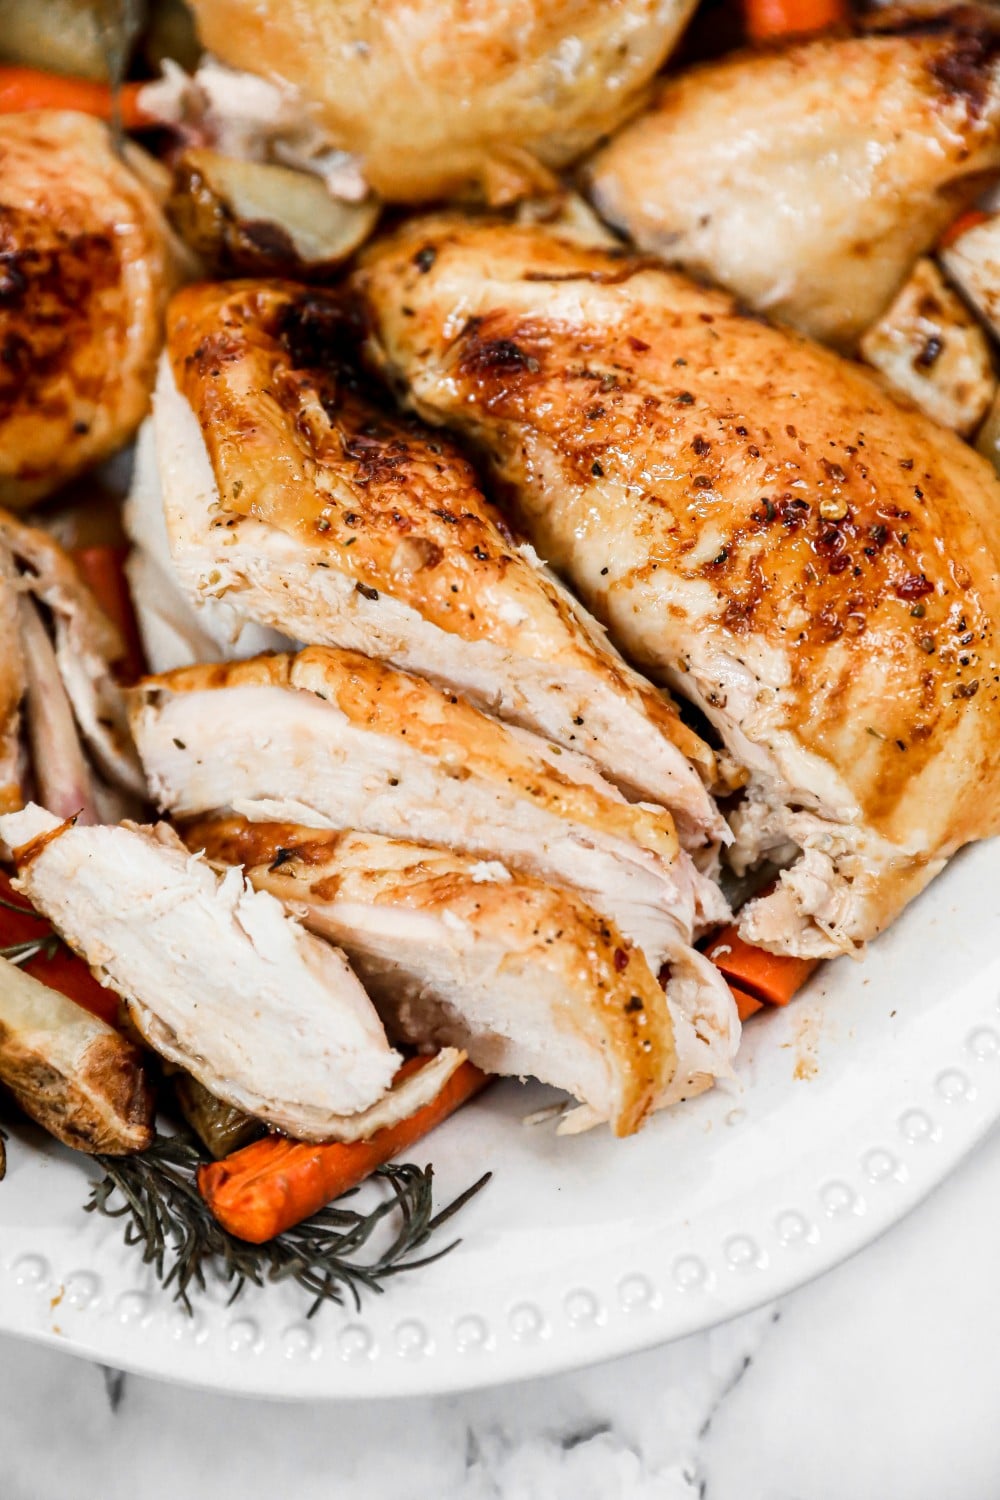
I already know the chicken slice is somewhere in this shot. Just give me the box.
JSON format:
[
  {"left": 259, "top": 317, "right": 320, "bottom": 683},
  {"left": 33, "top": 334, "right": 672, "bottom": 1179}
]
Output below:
[
  {"left": 123, "top": 416, "right": 292, "bottom": 674},
  {"left": 130, "top": 647, "right": 730, "bottom": 973},
  {"left": 353, "top": 215, "right": 1000, "bottom": 958},
  {"left": 0, "top": 543, "right": 25, "bottom": 813},
  {"left": 180, "top": 0, "right": 698, "bottom": 202},
  {"left": 183, "top": 815, "right": 734, "bottom": 1133},
  {"left": 0, "top": 804, "right": 401, "bottom": 1141},
  {"left": 151, "top": 280, "right": 721, "bottom": 845},
  {"left": 0, "top": 112, "right": 180, "bottom": 507},
  {"left": 584, "top": 18, "right": 1000, "bottom": 351}
]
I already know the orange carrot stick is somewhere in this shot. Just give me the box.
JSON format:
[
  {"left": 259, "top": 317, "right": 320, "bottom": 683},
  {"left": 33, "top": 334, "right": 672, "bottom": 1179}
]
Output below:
[
  {"left": 0, "top": 870, "right": 119, "bottom": 1025},
  {"left": 72, "top": 545, "right": 146, "bottom": 684},
  {"left": 938, "top": 208, "right": 990, "bottom": 251},
  {"left": 199, "top": 1057, "right": 490, "bottom": 1243},
  {"left": 707, "top": 923, "right": 819, "bottom": 1007},
  {"left": 744, "top": 0, "right": 848, "bottom": 42},
  {"left": 0, "top": 68, "right": 150, "bottom": 128}
]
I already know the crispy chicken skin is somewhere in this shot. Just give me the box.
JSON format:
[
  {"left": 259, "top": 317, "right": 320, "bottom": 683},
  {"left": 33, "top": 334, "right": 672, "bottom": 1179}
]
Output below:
[
  {"left": 0, "top": 112, "right": 177, "bottom": 508},
  {"left": 157, "top": 280, "right": 719, "bottom": 836},
  {"left": 129, "top": 648, "right": 737, "bottom": 1074},
  {"left": 353, "top": 216, "right": 1000, "bottom": 958},
  {"left": 585, "top": 16, "right": 1000, "bottom": 351},
  {"left": 185, "top": 0, "right": 697, "bottom": 202},
  {"left": 0, "top": 804, "right": 407, "bottom": 1141},
  {"left": 184, "top": 816, "right": 682, "bottom": 1136}
]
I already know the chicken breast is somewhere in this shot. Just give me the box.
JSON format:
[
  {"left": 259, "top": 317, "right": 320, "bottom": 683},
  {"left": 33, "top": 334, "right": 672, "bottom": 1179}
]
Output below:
[
  {"left": 353, "top": 215, "right": 1000, "bottom": 958},
  {"left": 123, "top": 416, "right": 291, "bottom": 674},
  {"left": 0, "top": 112, "right": 178, "bottom": 508},
  {"left": 0, "top": 511, "right": 146, "bottom": 823},
  {"left": 0, "top": 804, "right": 402, "bottom": 1140},
  {"left": 183, "top": 816, "right": 700, "bottom": 1135},
  {"left": 585, "top": 18, "right": 1000, "bottom": 351},
  {"left": 184, "top": 0, "right": 698, "bottom": 202},
  {"left": 130, "top": 648, "right": 732, "bottom": 995},
  {"left": 153, "top": 280, "right": 720, "bottom": 840}
]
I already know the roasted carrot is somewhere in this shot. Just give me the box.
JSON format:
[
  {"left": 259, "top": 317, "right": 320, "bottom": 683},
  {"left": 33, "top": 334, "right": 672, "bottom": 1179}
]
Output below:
[
  {"left": 706, "top": 923, "right": 819, "bottom": 1007},
  {"left": 938, "top": 208, "right": 990, "bottom": 251},
  {"left": 729, "top": 982, "right": 764, "bottom": 1022},
  {"left": 744, "top": 0, "right": 848, "bottom": 42},
  {"left": 0, "top": 68, "right": 150, "bottom": 128},
  {"left": 199, "top": 1057, "right": 490, "bottom": 1243},
  {"left": 72, "top": 545, "right": 146, "bottom": 684},
  {"left": 0, "top": 870, "right": 118, "bottom": 1025}
]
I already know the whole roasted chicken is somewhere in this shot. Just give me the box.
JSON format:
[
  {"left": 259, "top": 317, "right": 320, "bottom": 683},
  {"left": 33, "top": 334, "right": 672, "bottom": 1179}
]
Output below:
[{"left": 353, "top": 215, "right": 1000, "bottom": 958}]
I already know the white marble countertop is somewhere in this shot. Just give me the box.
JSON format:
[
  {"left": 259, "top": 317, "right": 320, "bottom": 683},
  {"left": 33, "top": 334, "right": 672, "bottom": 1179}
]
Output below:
[{"left": 1, "top": 1124, "right": 997, "bottom": 1498}]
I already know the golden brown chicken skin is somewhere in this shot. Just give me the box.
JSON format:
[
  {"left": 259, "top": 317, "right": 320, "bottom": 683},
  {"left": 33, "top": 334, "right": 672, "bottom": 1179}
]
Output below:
[
  {"left": 185, "top": 0, "right": 697, "bottom": 202},
  {"left": 585, "top": 15, "right": 1000, "bottom": 351},
  {"left": 160, "top": 280, "right": 719, "bottom": 832},
  {"left": 0, "top": 112, "right": 177, "bottom": 508},
  {"left": 353, "top": 215, "right": 1000, "bottom": 957}
]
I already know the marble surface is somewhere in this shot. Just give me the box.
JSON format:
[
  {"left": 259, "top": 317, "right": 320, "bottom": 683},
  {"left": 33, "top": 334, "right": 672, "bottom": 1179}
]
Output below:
[{"left": 1, "top": 1125, "right": 998, "bottom": 1498}]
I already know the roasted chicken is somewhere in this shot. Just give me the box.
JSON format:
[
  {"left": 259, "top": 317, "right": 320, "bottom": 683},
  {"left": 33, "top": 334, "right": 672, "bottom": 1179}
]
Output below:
[
  {"left": 0, "top": 803, "right": 439, "bottom": 1142},
  {"left": 184, "top": 816, "right": 712, "bottom": 1136},
  {"left": 151, "top": 280, "right": 720, "bottom": 838},
  {"left": 0, "top": 510, "right": 145, "bottom": 823},
  {"left": 0, "top": 112, "right": 180, "bottom": 507},
  {"left": 129, "top": 648, "right": 737, "bottom": 1069},
  {"left": 585, "top": 18, "right": 1000, "bottom": 350},
  {"left": 181, "top": 0, "right": 698, "bottom": 202},
  {"left": 353, "top": 215, "right": 1000, "bottom": 958}
]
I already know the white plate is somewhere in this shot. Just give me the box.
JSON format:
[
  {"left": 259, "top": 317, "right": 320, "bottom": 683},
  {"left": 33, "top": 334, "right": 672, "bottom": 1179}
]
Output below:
[{"left": 1, "top": 841, "right": 998, "bottom": 1399}]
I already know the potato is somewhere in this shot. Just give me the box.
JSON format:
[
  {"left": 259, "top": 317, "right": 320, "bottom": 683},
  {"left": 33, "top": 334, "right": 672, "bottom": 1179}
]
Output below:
[
  {"left": 859, "top": 257, "right": 996, "bottom": 437},
  {"left": 167, "top": 148, "right": 379, "bottom": 278},
  {"left": 941, "top": 214, "right": 1000, "bottom": 341},
  {"left": 0, "top": 0, "right": 143, "bottom": 83},
  {"left": 0, "top": 955, "right": 153, "bottom": 1155}
]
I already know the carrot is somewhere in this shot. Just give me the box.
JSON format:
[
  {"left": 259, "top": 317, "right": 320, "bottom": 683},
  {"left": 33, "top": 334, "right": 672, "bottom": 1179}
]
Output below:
[
  {"left": 0, "top": 870, "right": 119, "bottom": 1025},
  {"left": 744, "top": 0, "right": 848, "bottom": 42},
  {"left": 729, "top": 982, "right": 764, "bottom": 1022},
  {"left": 938, "top": 209, "right": 990, "bottom": 251},
  {"left": 707, "top": 923, "right": 819, "bottom": 1007},
  {"left": 199, "top": 1056, "right": 490, "bottom": 1243},
  {"left": 0, "top": 68, "right": 150, "bottom": 129},
  {"left": 72, "top": 545, "right": 145, "bottom": 684}
]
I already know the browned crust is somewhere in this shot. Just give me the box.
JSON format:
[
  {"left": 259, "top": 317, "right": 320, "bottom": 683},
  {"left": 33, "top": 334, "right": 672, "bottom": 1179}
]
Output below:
[{"left": 0, "top": 1023, "right": 153, "bottom": 1155}]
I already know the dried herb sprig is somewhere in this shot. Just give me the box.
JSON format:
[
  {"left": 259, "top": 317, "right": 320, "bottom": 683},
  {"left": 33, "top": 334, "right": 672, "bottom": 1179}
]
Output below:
[
  {"left": 85, "top": 1134, "right": 490, "bottom": 1316},
  {"left": 0, "top": 893, "right": 64, "bottom": 967}
]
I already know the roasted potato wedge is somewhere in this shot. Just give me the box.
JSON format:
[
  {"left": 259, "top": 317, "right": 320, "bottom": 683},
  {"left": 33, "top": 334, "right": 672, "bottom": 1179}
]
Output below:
[
  {"left": 859, "top": 258, "right": 996, "bottom": 437},
  {"left": 0, "top": 0, "right": 142, "bottom": 82},
  {"left": 167, "top": 149, "right": 379, "bottom": 278},
  {"left": 941, "top": 213, "right": 1000, "bottom": 341},
  {"left": 0, "top": 955, "right": 153, "bottom": 1155}
]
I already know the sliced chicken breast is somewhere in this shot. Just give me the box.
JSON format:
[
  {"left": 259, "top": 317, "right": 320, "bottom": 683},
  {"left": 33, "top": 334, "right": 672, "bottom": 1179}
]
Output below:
[
  {"left": 353, "top": 215, "right": 1000, "bottom": 958},
  {"left": 151, "top": 280, "right": 721, "bottom": 845},
  {"left": 185, "top": 815, "right": 734, "bottom": 1131},
  {"left": 0, "top": 543, "right": 25, "bottom": 813},
  {"left": 0, "top": 804, "right": 402, "bottom": 1141},
  {"left": 585, "top": 18, "right": 1000, "bottom": 351},
  {"left": 124, "top": 416, "right": 292, "bottom": 674},
  {"left": 130, "top": 647, "right": 730, "bottom": 971}
]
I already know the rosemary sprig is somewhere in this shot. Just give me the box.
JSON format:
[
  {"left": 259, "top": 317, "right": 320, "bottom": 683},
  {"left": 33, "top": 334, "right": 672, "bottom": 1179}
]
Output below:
[
  {"left": 85, "top": 1134, "right": 491, "bottom": 1317},
  {"left": 0, "top": 893, "right": 64, "bottom": 967}
]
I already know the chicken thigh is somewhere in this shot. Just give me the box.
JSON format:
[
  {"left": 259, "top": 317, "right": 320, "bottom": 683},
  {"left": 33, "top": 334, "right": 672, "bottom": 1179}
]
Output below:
[
  {"left": 585, "top": 17, "right": 1000, "bottom": 351},
  {"left": 353, "top": 215, "right": 1000, "bottom": 958},
  {"left": 0, "top": 113, "right": 179, "bottom": 507},
  {"left": 184, "top": 0, "right": 698, "bottom": 202}
]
